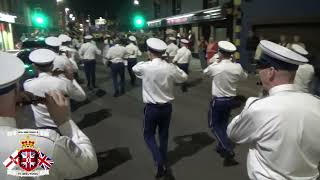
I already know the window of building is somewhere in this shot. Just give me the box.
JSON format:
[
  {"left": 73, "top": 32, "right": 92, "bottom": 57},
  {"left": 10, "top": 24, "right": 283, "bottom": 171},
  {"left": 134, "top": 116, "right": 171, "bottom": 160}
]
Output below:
[
  {"left": 203, "top": 0, "right": 219, "bottom": 9},
  {"left": 172, "top": 0, "right": 181, "bottom": 15},
  {"left": 154, "top": 2, "right": 160, "bottom": 18}
]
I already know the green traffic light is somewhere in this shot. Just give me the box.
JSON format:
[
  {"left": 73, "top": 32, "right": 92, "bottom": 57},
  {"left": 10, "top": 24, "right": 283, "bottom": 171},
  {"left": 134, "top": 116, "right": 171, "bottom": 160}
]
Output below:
[
  {"left": 32, "top": 12, "right": 48, "bottom": 28},
  {"left": 36, "top": 17, "right": 44, "bottom": 24},
  {"left": 133, "top": 15, "right": 145, "bottom": 28}
]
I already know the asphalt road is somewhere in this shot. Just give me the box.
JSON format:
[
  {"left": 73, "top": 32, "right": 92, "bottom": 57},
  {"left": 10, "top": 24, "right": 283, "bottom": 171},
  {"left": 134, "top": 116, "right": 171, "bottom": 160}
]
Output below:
[{"left": 18, "top": 57, "right": 261, "bottom": 180}]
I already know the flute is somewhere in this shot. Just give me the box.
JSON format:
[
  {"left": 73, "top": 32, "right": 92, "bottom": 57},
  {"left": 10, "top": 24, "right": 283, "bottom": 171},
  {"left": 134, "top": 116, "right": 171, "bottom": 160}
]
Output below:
[{"left": 16, "top": 91, "right": 69, "bottom": 106}]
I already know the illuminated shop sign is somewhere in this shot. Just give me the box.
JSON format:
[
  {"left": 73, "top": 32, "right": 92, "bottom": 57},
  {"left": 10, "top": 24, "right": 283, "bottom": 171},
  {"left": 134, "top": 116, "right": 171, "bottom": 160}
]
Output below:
[{"left": 0, "top": 13, "right": 16, "bottom": 23}]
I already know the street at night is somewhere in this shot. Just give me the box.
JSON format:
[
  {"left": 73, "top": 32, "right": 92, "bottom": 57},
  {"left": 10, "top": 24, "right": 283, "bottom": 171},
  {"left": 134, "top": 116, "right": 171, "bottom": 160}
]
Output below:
[{"left": 0, "top": 0, "right": 320, "bottom": 180}]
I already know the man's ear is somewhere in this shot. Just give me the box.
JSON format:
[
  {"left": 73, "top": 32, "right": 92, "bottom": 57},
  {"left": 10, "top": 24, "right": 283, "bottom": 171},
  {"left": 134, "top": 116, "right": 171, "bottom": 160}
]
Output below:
[{"left": 268, "top": 67, "right": 276, "bottom": 82}]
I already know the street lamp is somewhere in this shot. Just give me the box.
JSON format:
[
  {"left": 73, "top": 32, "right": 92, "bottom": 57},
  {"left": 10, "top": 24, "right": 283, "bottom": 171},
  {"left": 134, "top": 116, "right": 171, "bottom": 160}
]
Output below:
[
  {"left": 134, "top": 0, "right": 139, "bottom": 5},
  {"left": 57, "top": 0, "right": 63, "bottom": 2},
  {"left": 65, "top": 8, "right": 70, "bottom": 14}
]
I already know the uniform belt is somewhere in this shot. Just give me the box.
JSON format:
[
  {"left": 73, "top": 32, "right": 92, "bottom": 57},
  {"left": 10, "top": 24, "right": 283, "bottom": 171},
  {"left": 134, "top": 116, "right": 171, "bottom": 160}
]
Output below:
[
  {"left": 146, "top": 102, "right": 171, "bottom": 107},
  {"left": 212, "top": 96, "right": 235, "bottom": 101}
]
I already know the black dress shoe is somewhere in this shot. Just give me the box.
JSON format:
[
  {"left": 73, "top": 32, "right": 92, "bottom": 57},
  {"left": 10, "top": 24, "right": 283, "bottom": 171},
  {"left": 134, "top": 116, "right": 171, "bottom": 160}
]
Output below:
[
  {"left": 113, "top": 91, "right": 119, "bottom": 97},
  {"left": 155, "top": 165, "right": 167, "bottom": 179},
  {"left": 215, "top": 147, "right": 224, "bottom": 158},
  {"left": 223, "top": 157, "right": 239, "bottom": 167}
]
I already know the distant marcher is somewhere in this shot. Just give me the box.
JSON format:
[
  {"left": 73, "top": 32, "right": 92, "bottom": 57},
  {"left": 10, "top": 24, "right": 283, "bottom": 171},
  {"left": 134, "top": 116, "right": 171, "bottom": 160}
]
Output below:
[
  {"left": 79, "top": 35, "right": 101, "bottom": 89},
  {"left": 166, "top": 36, "right": 179, "bottom": 62},
  {"left": 204, "top": 41, "right": 248, "bottom": 166},
  {"left": 106, "top": 39, "right": 128, "bottom": 97},
  {"left": 292, "top": 44, "right": 315, "bottom": 93},
  {"left": 126, "top": 36, "right": 142, "bottom": 85},
  {"left": 173, "top": 39, "right": 192, "bottom": 92}
]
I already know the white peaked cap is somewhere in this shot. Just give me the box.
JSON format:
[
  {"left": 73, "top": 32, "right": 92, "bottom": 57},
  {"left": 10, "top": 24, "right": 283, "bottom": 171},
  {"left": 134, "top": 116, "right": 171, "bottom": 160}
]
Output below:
[
  {"left": 29, "top": 49, "right": 56, "bottom": 65},
  {"left": 0, "top": 52, "right": 25, "bottom": 89},
  {"left": 259, "top": 40, "right": 308, "bottom": 65},
  {"left": 146, "top": 38, "right": 167, "bottom": 52},
  {"left": 45, "top": 36, "right": 62, "bottom": 47},
  {"left": 218, "top": 41, "right": 237, "bottom": 53}
]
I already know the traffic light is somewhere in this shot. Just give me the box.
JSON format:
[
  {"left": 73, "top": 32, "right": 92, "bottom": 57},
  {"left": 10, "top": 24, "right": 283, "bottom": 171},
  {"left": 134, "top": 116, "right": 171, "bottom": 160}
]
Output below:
[
  {"left": 31, "top": 12, "right": 48, "bottom": 28},
  {"left": 133, "top": 15, "right": 145, "bottom": 29}
]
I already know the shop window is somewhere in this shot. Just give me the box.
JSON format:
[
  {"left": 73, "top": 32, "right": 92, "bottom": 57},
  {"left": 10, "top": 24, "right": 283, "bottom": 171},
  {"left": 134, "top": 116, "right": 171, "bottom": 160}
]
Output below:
[
  {"left": 154, "top": 0, "right": 160, "bottom": 18},
  {"left": 203, "top": 0, "right": 219, "bottom": 9},
  {"left": 172, "top": 0, "right": 181, "bottom": 15}
]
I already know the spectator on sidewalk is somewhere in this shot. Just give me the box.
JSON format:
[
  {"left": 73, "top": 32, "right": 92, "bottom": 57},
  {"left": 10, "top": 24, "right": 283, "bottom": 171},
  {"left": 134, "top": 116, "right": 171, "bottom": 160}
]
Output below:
[{"left": 206, "top": 37, "right": 218, "bottom": 65}]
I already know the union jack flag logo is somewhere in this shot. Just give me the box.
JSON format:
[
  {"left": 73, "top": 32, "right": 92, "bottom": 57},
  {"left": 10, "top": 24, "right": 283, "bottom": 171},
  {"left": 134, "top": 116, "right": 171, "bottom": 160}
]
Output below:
[{"left": 38, "top": 152, "right": 54, "bottom": 170}]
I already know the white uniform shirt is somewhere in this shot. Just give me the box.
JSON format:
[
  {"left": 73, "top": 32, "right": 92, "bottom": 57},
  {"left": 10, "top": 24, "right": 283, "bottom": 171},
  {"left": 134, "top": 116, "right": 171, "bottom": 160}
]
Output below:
[
  {"left": 173, "top": 46, "right": 192, "bottom": 64},
  {"left": 166, "top": 43, "right": 179, "bottom": 57},
  {"left": 132, "top": 58, "right": 188, "bottom": 104},
  {"left": 61, "top": 46, "right": 80, "bottom": 71},
  {"left": 125, "top": 43, "right": 142, "bottom": 59},
  {"left": 71, "top": 38, "right": 81, "bottom": 49},
  {"left": 208, "top": 53, "right": 219, "bottom": 64},
  {"left": 23, "top": 73, "right": 86, "bottom": 127},
  {"left": 227, "top": 84, "right": 320, "bottom": 180},
  {"left": 78, "top": 42, "right": 101, "bottom": 60},
  {"left": 203, "top": 59, "right": 248, "bottom": 97},
  {"left": 294, "top": 64, "right": 315, "bottom": 93},
  {"left": 0, "top": 117, "right": 98, "bottom": 180},
  {"left": 106, "top": 44, "right": 128, "bottom": 64}
]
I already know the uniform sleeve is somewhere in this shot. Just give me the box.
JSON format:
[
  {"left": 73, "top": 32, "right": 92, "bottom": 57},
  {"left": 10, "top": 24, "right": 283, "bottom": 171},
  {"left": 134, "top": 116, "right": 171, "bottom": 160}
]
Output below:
[
  {"left": 203, "top": 64, "right": 218, "bottom": 77},
  {"left": 132, "top": 61, "right": 146, "bottom": 79},
  {"left": 67, "top": 80, "right": 87, "bottom": 102},
  {"left": 172, "top": 65, "right": 188, "bottom": 83},
  {"left": 53, "top": 120, "right": 98, "bottom": 179},
  {"left": 240, "top": 68, "right": 248, "bottom": 80},
  {"left": 95, "top": 46, "right": 101, "bottom": 55},
  {"left": 106, "top": 48, "right": 112, "bottom": 60},
  {"left": 173, "top": 49, "right": 182, "bottom": 63},
  {"left": 137, "top": 47, "right": 142, "bottom": 56},
  {"left": 227, "top": 97, "right": 263, "bottom": 144},
  {"left": 188, "top": 52, "right": 192, "bottom": 63},
  {"left": 78, "top": 45, "right": 84, "bottom": 58}
]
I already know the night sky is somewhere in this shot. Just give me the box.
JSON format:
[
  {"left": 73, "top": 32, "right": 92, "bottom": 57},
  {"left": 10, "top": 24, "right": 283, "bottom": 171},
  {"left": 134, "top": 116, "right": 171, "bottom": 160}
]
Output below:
[{"left": 66, "top": 0, "right": 132, "bottom": 20}]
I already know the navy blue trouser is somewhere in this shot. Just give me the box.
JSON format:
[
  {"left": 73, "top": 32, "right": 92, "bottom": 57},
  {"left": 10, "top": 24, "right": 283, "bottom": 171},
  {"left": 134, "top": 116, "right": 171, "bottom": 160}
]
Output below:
[
  {"left": 144, "top": 103, "right": 172, "bottom": 166},
  {"left": 83, "top": 60, "right": 96, "bottom": 87},
  {"left": 110, "top": 62, "right": 125, "bottom": 93},
  {"left": 177, "top": 63, "right": 189, "bottom": 74},
  {"left": 208, "top": 97, "right": 236, "bottom": 158},
  {"left": 177, "top": 63, "right": 189, "bottom": 91},
  {"left": 127, "top": 58, "right": 137, "bottom": 85}
]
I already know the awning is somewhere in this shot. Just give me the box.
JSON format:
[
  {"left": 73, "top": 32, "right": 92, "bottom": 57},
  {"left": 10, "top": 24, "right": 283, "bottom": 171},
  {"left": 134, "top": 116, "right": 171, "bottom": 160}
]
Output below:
[{"left": 147, "top": 6, "right": 226, "bottom": 28}]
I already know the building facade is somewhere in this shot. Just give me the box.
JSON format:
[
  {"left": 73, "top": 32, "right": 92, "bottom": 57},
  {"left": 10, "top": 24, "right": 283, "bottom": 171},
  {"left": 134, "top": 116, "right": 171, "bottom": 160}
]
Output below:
[
  {"left": 145, "top": 0, "right": 320, "bottom": 70},
  {"left": 0, "top": 0, "right": 59, "bottom": 51},
  {"left": 240, "top": 0, "right": 320, "bottom": 69},
  {"left": 143, "top": 0, "right": 234, "bottom": 54}
]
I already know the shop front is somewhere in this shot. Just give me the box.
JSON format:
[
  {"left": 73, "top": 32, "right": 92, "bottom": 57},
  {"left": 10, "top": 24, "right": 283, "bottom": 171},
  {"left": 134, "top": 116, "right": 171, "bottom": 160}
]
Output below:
[
  {"left": 0, "top": 12, "right": 16, "bottom": 51},
  {"left": 147, "top": 6, "right": 234, "bottom": 54}
]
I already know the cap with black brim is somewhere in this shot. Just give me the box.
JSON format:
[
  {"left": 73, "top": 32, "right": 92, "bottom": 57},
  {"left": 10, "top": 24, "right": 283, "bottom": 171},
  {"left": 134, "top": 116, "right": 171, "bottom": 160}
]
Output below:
[
  {"left": 259, "top": 40, "right": 308, "bottom": 71},
  {"left": 0, "top": 52, "right": 25, "bottom": 95}
]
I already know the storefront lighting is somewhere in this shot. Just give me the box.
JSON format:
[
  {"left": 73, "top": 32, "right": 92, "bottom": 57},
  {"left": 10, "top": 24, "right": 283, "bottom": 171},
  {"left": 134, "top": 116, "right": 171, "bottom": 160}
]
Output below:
[
  {"left": 208, "top": 12, "right": 221, "bottom": 16},
  {"left": 0, "top": 13, "right": 17, "bottom": 23},
  {"left": 204, "top": 9, "right": 221, "bottom": 14},
  {"left": 166, "top": 14, "right": 194, "bottom": 21}
]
